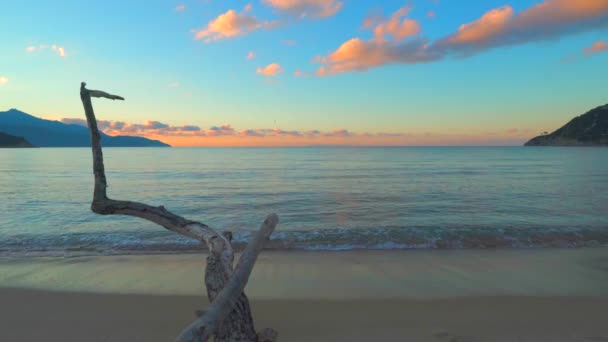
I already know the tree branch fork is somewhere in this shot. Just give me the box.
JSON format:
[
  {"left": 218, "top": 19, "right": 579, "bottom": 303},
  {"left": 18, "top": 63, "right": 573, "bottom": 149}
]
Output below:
[{"left": 80, "top": 82, "right": 278, "bottom": 342}]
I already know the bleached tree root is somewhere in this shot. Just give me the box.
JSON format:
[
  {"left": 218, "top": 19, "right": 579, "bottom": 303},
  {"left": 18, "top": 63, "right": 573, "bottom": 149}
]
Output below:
[{"left": 80, "top": 82, "right": 278, "bottom": 342}]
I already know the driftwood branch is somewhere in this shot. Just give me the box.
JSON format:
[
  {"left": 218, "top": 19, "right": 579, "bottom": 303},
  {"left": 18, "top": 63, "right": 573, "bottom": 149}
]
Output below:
[
  {"left": 88, "top": 89, "right": 125, "bottom": 100},
  {"left": 176, "top": 214, "right": 278, "bottom": 342},
  {"left": 79, "top": 82, "right": 229, "bottom": 248},
  {"left": 79, "top": 82, "right": 278, "bottom": 342}
]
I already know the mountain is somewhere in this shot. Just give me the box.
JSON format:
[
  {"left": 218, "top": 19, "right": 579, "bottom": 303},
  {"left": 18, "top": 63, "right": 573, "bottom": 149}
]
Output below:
[
  {"left": 0, "top": 109, "right": 170, "bottom": 147},
  {"left": 0, "top": 131, "right": 34, "bottom": 148},
  {"left": 525, "top": 104, "right": 608, "bottom": 146}
]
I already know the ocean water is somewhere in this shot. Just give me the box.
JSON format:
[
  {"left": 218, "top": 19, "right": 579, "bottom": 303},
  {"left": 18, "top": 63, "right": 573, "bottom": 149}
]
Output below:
[{"left": 1, "top": 147, "right": 607, "bottom": 256}]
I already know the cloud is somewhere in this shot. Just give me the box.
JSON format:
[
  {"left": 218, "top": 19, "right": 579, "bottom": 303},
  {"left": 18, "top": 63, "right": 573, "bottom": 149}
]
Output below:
[
  {"left": 435, "top": 0, "right": 608, "bottom": 54},
  {"left": 446, "top": 6, "right": 514, "bottom": 46},
  {"left": 324, "top": 129, "right": 352, "bottom": 137},
  {"left": 208, "top": 124, "right": 236, "bottom": 136},
  {"left": 315, "top": 5, "right": 429, "bottom": 75},
  {"left": 427, "top": 11, "right": 436, "bottom": 19},
  {"left": 368, "top": 5, "right": 421, "bottom": 41},
  {"left": 60, "top": 118, "right": 202, "bottom": 136},
  {"left": 584, "top": 40, "right": 607, "bottom": 55},
  {"left": 0, "top": 76, "right": 8, "bottom": 84},
  {"left": 244, "top": 3, "right": 253, "bottom": 12},
  {"left": 59, "top": 117, "right": 532, "bottom": 146},
  {"left": 294, "top": 69, "right": 308, "bottom": 77},
  {"left": 175, "top": 4, "right": 186, "bottom": 12},
  {"left": 262, "top": 0, "right": 343, "bottom": 18},
  {"left": 247, "top": 51, "right": 256, "bottom": 60},
  {"left": 315, "top": 37, "right": 438, "bottom": 76},
  {"left": 168, "top": 82, "right": 181, "bottom": 88},
  {"left": 25, "top": 44, "right": 67, "bottom": 57},
  {"left": 315, "top": 0, "right": 608, "bottom": 75},
  {"left": 194, "top": 9, "right": 273, "bottom": 42},
  {"left": 257, "top": 63, "right": 284, "bottom": 76}
]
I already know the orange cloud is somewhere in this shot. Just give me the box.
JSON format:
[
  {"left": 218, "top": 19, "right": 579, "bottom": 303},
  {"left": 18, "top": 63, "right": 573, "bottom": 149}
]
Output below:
[
  {"left": 438, "top": 0, "right": 608, "bottom": 53},
  {"left": 314, "top": 0, "right": 608, "bottom": 75},
  {"left": 194, "top": 9, "right": 272, "bottom": 42},
  {"left": 59, "top": 118, "right": 532, "bottom": 146},
  {"left": 447, "top": 6, "right": 514, "bottom": 45},
  {"left": 370, "top": 5, "right": 421, "bottom": 41},
  {"left": 315, "top": 37, "right": 437, "bottom": 76},
  {"left": 294, "top": 69, "right": 308, "bottom": 77},
  {"left": 316, "top": 5, "right": 429, "bottom": 75},
  {"left": 262, "top": 0, "right": 342, "bottom": 18},
  {"left": 61, "top": 118, "right": 201, "bottom": 136},
  {"left": 257, "top": 63, "right": 284, "bottom": 76},
  {"left": 584, "top": 40, "right": 607, "bottom": 55}
]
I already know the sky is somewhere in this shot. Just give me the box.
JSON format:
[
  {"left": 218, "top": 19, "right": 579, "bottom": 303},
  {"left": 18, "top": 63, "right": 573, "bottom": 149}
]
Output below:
[{"left": 1, "top": 0, "right": 607, "bottom": 146}]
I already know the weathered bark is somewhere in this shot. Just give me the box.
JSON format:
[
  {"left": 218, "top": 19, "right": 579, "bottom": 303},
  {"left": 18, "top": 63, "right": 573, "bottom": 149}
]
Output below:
[
  {"left": 177, "top": 214, "right": 279, "bottom": 342},
  {"left": 79, "top": 82, "right": 278, "bottom": 342}
]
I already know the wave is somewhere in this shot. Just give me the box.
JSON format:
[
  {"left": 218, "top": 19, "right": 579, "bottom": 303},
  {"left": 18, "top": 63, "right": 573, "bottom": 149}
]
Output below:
[{"left": 2, "top": 225, "right": 608, "bottom": 257}]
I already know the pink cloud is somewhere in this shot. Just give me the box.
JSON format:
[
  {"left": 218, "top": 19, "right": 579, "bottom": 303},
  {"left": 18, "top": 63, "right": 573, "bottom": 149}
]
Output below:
[
  {"left": 175, "top": 4, "right": 186, "bottom": 12},
  {"left": 257, "top": 63, "right": 284, "bottom": 76},
  {"left": 315, "top": 38, "right": 437, "bottom": 76},
  {"left": 324, "top": 129, "right": 352, "bottom": 137},
  {"left": 294, "top": 69, "right": 308, "bottom": 77},
  {"left": 247, "top": 51, "right": 256, "bottom": 60},
  {"left": 61, "top": 118, "right": 202, "bottom": 136},
  {"left": 193, "top": 9, "right": 272, "bottom": 42},
  {"left": 369, "top": 5, "right": 421, "bottom": 41},
  {"left": 59, "top": 118, "right": 533, "bottom": 146},
  {"left": 207, "top": 124, "right": 236, "bottom": 136},
  {"left": 262, "top": 0, "right": 342, "bottom": 18},
  {"left": 437, "top": 0, "right": 608, "bottom": 54},
  {"left": 244, "top": 3, "right": 253, "bottom": 12},
  {"left": 314, "top": 0, "right": 608, "bottom": 75},
  {"left": 584, "top": 40, "right": 607, "bottom": 55},
  {"left": 427, "top": 11, "right": 436, "bottom": 19},
  {"left": 446, "top": 6, "right": 514, "bottom": 46}
]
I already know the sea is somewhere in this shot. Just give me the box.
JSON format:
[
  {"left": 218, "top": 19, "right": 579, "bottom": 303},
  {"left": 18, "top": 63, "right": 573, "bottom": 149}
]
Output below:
[{"left": 1, "top": 146, "right": 607, "bottom": 256}]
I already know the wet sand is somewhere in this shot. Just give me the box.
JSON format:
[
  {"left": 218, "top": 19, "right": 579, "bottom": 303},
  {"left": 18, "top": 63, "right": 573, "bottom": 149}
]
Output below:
[{"left": 1, "top": 248, "right": 607, "bottom": 341}]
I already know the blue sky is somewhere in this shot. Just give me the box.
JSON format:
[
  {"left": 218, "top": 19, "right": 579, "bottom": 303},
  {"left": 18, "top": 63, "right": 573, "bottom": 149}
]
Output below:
[{"left": 1, "top": 0, "right": 607, "bottom": 146}]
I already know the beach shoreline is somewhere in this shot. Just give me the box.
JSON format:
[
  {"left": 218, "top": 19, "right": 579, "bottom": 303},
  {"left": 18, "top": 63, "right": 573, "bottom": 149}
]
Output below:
[
  {"left": 2, "top": 289, "right": 607, "bottom": 342},
  {"left": 1, "top": 248, "right": 607, "bottom": 341}
]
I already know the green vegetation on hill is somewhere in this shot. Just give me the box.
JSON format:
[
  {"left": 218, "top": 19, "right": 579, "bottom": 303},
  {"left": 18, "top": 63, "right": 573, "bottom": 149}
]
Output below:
[
  {"left": 525, "top": 104, "right": 608, "bottom": 146},
  {"left": 0, "top": 131, "right": 34, "bottom": 147}
]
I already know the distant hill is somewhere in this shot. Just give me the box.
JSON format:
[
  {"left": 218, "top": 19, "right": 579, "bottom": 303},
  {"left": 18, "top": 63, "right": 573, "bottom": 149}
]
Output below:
[
  {"left": 0, "top": 131, "right": 34, "bottom": 148},
  {"left": 0, "top": 109, "right": 170, "bottom": 147},
  {"left": 525, "top": 104, "right": 608, "bottom": 146}
]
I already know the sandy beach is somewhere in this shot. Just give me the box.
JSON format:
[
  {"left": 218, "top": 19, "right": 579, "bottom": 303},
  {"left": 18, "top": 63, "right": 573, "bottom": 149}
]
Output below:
[{"left": 1, "top": 248, "right": 608, "bottom": 341}]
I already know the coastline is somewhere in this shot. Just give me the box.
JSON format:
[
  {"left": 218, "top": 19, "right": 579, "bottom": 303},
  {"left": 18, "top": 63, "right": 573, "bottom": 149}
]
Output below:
[{"left": 2, "top": 248, "right": 607, "bottom": 341}]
